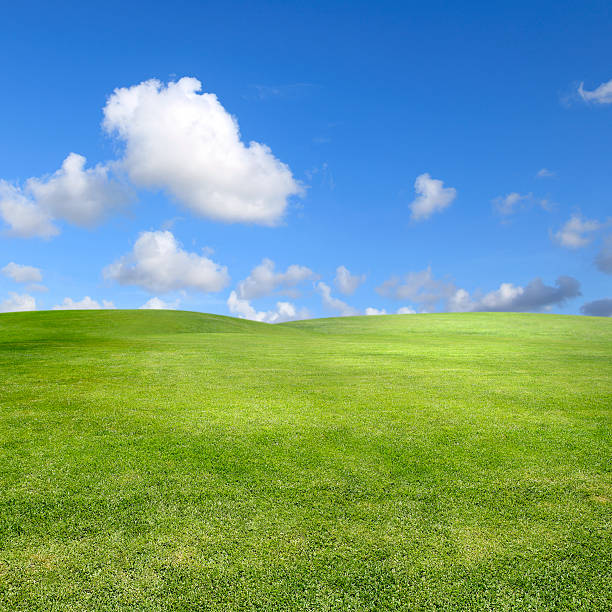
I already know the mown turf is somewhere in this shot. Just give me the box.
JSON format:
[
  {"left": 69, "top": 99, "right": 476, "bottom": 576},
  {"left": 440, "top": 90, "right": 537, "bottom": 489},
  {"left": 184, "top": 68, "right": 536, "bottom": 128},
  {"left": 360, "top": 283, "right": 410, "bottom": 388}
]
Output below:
[{"left": 0, "top": 310, "right": 610, "bottom": 610}]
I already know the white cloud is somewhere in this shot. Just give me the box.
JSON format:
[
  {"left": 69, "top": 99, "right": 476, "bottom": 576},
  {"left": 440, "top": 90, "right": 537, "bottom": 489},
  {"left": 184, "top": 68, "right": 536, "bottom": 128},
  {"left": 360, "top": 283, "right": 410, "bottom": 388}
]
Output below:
[
  {"left": 553, "top": 214, "right": 601, "bottom": 249},
  {"left": 103, "top": 77, "right": 302, "bottom": 225},
  {"left": 334, "top": 265, "right": 365, "bottom": 295},
  {"left": 1, "top": 262, "right": 42, "bottom": 283},
  {"left": 376, "top": 266, "right": 456, "bottom": 310},
  {"left": 0, "top": 181, "right": 58, "bottom": 238},
  {"left": 104, "top": 230, "right": 229, "bottom": 293},
  {"left": 52, "top": 296, "right": 115, "bottom": 310},
  {"left": 396, "top": 306, "right": 416, "bottom": 314},
  {"left": 0, "top": 154, "right": 131, "bottom": 238},
  {"left": 493, "top": 192, "right": 530, "bottom": 215},
  {"left": 139, "top": 296, "right": 180, "bottom": 310},
  {"left": 26, "top": 153, "right": 131, "bottom": 227},
  {"left": 536, "top": 168, "right": 555, "bottom": 178},
  {"left": 365, "top": 307, "right": 387, "bottom": 315},
  {"left": 316, "top": 281, "right": 359, "bottom": 316},
  {"left": 227, "top": 290, "right": 309, "bottom": 323},
  {"left": 578, "top": 78, "right": 612, "bottom": 105},
  {"left": 596, "top": 235, "right": 612, "bottom": 274},
  {"left": 0, "top": 292, "right": 36, "bottom": 313},
  {"left": 493, "top": 192, "right": 552, "bottom": 216},
  {"left": 236, "top": 258, "right": 316, "bottom": 300},
  {"left": 409, "top": 173, "right": 456, "bottom": 221}
]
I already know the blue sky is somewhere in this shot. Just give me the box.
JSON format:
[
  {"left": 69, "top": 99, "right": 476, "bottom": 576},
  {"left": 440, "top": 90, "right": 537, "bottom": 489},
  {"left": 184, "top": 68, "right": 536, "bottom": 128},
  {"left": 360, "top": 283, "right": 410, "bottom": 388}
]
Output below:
[{"left": 1, "top": 0, "right": 611, "bottom": 319}]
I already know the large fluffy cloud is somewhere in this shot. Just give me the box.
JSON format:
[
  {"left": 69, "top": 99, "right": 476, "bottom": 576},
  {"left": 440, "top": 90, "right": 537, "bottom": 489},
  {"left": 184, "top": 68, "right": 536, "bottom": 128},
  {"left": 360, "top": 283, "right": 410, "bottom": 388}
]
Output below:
[
  {"left": 409, "top": 173, "right": 456, "bottom": 221},
  {"left": 103, "top": 77, "right": 302, "bottom": 225},
  {"left": 1, "top": 262, "right": 42, "bottom": 283},
  {"left": 0, "top": 154, "right": 131, "bottom": 238},
  {"left": 553, "top": 214, "right": 601, "bottom": 249},
  {"left": 0, "top": 292, "right": 36, "bottom": 313},
  {"left": 227, "top": 291, "right": 309, "bottom": 323},
  {"left": 236, "top": 258, "right": 315, "bottom": 300},
  {"left": 596, "top": 235, "right": 612, "bottom": 274},
  {"left": 53, "top": 296, "right": 115, "bottom": 310},
  {"left": 578, "top": 78, "right": 612, "bottom": 105},
  {"left": 104, "top": 230, "right": 229, "bottom": 293},
  {"left": 580, "top": 298, "right": 612, "bottom": 317},
  {"left": 334, "top": 265, "right": 365, "bottom": 295}
]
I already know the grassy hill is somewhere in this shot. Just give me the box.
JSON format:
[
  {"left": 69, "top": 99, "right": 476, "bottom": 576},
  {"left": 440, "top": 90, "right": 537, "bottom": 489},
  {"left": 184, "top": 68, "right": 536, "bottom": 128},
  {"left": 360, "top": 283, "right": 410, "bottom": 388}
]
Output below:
[{"left": 0, "top": 310, "right": 610, "bottom": 610}]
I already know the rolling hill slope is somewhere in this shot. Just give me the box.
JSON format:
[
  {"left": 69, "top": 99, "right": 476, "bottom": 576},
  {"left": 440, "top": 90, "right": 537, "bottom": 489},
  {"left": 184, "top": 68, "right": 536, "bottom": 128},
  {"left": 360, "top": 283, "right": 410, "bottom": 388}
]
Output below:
[{"left": 0, "top": 311, "right": 610, "bottom": 610}]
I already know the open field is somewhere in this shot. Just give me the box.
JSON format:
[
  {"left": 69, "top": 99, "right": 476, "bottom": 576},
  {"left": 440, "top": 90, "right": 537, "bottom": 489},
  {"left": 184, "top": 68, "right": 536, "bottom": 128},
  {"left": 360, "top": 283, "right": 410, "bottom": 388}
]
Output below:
[{"left": 0, "top": 310, "right": 610, "bottom": 610}]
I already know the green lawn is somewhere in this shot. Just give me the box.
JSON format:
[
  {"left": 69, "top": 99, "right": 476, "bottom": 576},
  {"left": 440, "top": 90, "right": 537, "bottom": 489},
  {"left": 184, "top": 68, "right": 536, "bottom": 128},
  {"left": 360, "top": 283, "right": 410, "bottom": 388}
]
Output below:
[{"left": 0, "top": 310, "right": 610, "bottom": 610}]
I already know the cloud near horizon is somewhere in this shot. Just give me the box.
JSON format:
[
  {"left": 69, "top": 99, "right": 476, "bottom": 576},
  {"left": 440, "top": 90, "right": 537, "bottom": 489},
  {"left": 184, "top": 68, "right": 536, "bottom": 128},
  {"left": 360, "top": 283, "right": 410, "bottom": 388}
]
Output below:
[
  {"left": 227, "top": 291, "right": 309, "bottom": 323},
  {"left": 104, "top": 230, "right": 229, "bottom": 293},
  {"left": 236, "top": 258, "right": 316, "bottom": 300}
]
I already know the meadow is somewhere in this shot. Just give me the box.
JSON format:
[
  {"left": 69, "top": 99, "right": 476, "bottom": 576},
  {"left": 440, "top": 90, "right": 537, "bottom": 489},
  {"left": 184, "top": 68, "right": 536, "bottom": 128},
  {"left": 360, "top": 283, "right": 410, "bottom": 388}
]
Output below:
[{"left": 0, "top": 310, "right": 610, "bottom": 610}]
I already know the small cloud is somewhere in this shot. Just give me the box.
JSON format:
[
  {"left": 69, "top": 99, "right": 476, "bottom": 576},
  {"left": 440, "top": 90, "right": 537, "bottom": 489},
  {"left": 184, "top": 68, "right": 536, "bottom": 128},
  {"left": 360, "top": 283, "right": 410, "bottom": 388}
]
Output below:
[
  {"left": 236, "top": 258, "right": 316, "bottom": 300},
  {"left": 580, "top": 298, "right": 612, "bottom": 317},
  {"left": 139, "top": 296, "right": 180, "bottom": 310},
  {"left": 0, "top": 292, "right": 36, "bottom": 313},
  {"left": 227, "top": 291, "right": 309, "bottom": 323},
  {"left": 1, "top": 262, "right": 42, "bottom": 283},
  {"left": 493, "top": 192, "right": 553, "bottom": 216},
  {"left": 553, "top": 214, "right": 601, "bottom": 249},
  {"left": 409, "top": 173, "right": 456, "bottom": 221},
  {"left": 52, "top": 297, "right": 115, "bottom": 310},
  {"left": 396, "top": 306, "right": 416, "bottom": 314},
  {"left": 578, "top": 78, "right": 612, "bottom": 105},
  {"left": 536, "top": 168, "right": 555, "bottom": 178},
  {"left": 316, "top": 281, "right": 359, "bottom": 316},
  {"left": 334, "top": 265, "right": 365, "bottom": 296},
  {"left": 365, "top": 307, "right": 387, "bottom": 316}
]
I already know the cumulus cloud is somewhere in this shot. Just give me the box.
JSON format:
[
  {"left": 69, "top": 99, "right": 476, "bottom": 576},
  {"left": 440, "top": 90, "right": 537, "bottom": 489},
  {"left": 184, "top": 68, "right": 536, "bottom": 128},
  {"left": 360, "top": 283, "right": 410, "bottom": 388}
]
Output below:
[
  {"left": 139, "top": 296, "right": 180, "bottom": 310},
  {"left": 553, "top": 214, "right": 601, "bottom": 249},
  {"left": 580, "top": 298, "right": 612, "bottom": 317},
  {"left": 448, "top": 276, "right": 581, "bottom": 313},
  {"left": 316, "top": 281, "right": 359, "bottom": 316},
  {"left": 104, "top": 230, "right": 229, "bottom": 293},
  {"left": 0, "top": 292, "right": 36, "bottom": 313},
  {"left": 0, "top": 154, "right": 131, "bottom": 238},
  {"left": 1, "top": 262, "right": 42, "bottom": 283},
  {"left": 53, "top": 296, "right": 115, "bottom": 310},
  {"left": 103, "top": 77, "right": 302, "bottom": 225},
  {"left": 365, "top": 307, "right": 387, "bottom": 315},
  {"left": 227, "top": 290, "right": 309, "bottom": 323},
  {"left": 578, "top": 78, "right": 612, "bottom": 105},
  {"left": 409, "top": 173, "right": 456, "bottom": 221},
  {"left": 596, "top": 235, "right": 612, "bottom": 274},
  {"left": 236, "top": 258, "right": 315, "bottom": 300},
  {"left": 334, "top": 265, "right": 365, "bottom": 295},
  {"left": 0, "top": 182, "right": 58, "bottom": 238},
  {"left": 376, "top": 267, "right": 456, "bottom": 311}
]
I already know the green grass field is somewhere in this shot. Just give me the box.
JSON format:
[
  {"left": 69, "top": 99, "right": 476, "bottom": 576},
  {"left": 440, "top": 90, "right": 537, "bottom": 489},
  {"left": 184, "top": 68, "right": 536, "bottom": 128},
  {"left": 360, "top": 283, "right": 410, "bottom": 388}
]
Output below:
[{"left": 0, "top": 310, "right": 610, "bottom": 610}]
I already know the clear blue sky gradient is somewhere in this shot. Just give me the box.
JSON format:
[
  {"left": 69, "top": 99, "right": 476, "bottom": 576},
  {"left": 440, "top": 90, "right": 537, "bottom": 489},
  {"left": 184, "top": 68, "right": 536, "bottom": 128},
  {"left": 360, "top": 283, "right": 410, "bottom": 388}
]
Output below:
[{"left": 1, "top": 0, "right": 610, "bottom": 316}]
